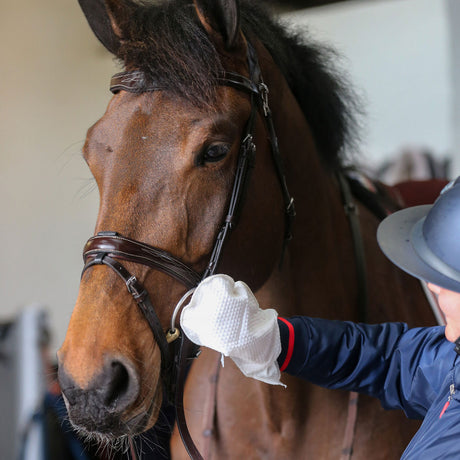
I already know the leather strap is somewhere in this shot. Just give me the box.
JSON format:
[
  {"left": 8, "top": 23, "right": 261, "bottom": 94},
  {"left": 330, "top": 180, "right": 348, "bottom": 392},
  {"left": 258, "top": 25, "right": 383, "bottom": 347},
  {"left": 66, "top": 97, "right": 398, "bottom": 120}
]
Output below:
[
  {"left": 202, "top": 127, "right": 256, "bottom": 278},
  {"left": 111, "top": 70, "right": 257, "bottom": 96},
  {"left": 84, "top": 232, "right": 201, "bottom": 289},
  {"left": 339, "top": 392, "right": 359, "bottom": 460},
  {"left": 173, "top": 333, "right": 204, "bottom": 460},
  {"left": 201, "top": 353, "right": 222, "bottom": 459},
  {"left": 337, "top": 172, "right": 368, "bottom": 323},
  {"left": 110, "top": 70, "right": 163, "bottom": 94},
  {"left": 81, "top": 252, "right": 172, "bottom": 377},
  {"left": 336, "top": 172, "right": 368, "bottom": 460}
]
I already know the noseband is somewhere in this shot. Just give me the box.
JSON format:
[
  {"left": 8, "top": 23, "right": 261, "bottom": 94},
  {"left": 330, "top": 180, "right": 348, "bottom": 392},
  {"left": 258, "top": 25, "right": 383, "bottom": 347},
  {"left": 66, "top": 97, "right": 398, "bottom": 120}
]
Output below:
[{"left": 80, "top": 41, "right": 295, "bottom": 459}]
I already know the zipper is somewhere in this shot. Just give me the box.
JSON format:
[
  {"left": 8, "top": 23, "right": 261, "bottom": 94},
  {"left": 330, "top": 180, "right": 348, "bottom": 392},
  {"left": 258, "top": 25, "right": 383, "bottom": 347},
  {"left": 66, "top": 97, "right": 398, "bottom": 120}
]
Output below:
[{"left": 439, "top": 383, "right": 455, "bottom": 418}]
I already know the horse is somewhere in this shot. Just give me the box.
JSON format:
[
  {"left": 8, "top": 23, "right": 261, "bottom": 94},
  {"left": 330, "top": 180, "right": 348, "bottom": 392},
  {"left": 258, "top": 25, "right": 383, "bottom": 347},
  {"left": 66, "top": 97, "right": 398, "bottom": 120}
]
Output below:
[{"left": 57, "top": 0, "right": 438, "bottom": 458}]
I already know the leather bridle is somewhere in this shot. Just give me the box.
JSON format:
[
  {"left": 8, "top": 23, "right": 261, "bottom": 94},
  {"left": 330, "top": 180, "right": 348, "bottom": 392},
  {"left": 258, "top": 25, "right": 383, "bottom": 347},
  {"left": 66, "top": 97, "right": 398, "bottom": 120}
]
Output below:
[
  {"left": 82, "top": 232, "right": 201, "bottom": 380},
  {"left": 80, "top": 41, "right": 295, "bottom": 459}
]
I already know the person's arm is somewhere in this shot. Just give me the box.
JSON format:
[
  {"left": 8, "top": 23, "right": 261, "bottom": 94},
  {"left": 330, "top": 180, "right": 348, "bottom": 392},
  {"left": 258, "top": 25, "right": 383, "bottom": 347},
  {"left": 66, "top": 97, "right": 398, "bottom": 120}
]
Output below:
[
  {"left": 277, "top": 316, "right": 453, "bottom": 418},
  {"left": 180, "top": 275, "right": 455, "bottom": 418}
]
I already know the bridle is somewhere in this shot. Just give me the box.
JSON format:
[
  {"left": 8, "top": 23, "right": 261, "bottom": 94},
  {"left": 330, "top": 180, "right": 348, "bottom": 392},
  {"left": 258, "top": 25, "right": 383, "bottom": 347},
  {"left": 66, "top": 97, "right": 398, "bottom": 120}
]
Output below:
[{"left": 80, "top": 40, "right": 295, "bottom": 459}]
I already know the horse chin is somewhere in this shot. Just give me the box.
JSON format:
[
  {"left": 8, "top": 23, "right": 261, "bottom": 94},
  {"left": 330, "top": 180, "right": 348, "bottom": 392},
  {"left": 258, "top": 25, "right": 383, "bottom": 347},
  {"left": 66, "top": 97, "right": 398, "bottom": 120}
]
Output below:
[{"left": 65, "top": 401, "right": 162, "bottom": 455}]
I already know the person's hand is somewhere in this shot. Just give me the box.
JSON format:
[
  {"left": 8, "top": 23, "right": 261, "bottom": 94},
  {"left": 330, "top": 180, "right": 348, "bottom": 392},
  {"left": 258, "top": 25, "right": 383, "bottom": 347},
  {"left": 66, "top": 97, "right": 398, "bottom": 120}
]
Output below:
[{"left": 180, "top": 274, "right": 284, "bottom": 386}]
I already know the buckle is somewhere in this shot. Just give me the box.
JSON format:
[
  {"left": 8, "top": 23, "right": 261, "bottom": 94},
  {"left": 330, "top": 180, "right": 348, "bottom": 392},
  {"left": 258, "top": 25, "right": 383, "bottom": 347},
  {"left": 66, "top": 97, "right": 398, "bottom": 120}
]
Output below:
[
  {"left": 287, "top": 197, "right": 296, "bottom": 217},
  {"left": 96, "top": 231, "right": 118, "bottom": 237},
  {"left": 242, "top": 134, "right": 255, "bottom": 154},
  {"left": 258, "top": 82, "right": 270, "bottom": 116},
  {"left": 166, "top": 328, "right": 181, "bottom": 343},
  {"left": 126, "top": 276, "right": 144, "bottom": 299}
]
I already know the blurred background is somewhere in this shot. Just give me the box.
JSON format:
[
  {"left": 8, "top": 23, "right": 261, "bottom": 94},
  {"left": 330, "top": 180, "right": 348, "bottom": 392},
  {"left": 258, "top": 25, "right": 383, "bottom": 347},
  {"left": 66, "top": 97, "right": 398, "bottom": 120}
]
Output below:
[
  {"left": 1, "top": 0, "right": 459, "bottom": 457},
  {"left": 1, "top": 0, "right": 459, "bottom": 369}
]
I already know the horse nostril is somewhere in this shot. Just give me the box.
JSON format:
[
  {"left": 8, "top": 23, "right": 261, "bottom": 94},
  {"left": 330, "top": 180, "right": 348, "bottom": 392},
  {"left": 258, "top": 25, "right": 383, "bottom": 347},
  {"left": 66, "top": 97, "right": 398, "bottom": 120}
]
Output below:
[
  {"left": 104, "top": 359, "right": 133, "bottom": 409},
  {"left": 99, "top": 357, "right": 139, "bottom": 413},
  {"left": 58, "top": 356, "right": 140, "bottom": 419}
]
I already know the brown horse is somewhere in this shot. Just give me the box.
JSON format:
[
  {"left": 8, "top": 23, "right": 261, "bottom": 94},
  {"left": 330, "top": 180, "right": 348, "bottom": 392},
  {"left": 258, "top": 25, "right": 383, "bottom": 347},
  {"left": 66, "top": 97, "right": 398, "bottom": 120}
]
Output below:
[{"left": 57, "top": 0, "right": 437, "bottom": 458}]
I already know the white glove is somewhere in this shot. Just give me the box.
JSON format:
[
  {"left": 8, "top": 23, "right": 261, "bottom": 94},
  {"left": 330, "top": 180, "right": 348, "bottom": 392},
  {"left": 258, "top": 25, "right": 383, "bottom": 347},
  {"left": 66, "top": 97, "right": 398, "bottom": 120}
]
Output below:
[{"left": 180, "top": 274, "right": 284, "bottom": 387}]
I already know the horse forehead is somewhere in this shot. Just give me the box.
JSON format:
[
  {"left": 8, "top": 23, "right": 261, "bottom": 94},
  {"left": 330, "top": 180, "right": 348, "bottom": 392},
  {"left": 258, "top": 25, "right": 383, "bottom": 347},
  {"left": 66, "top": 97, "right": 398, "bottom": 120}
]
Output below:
[
  {"left": 83, "top": 94, "right": 188, "bottom": 162},
  {"left": 85, "top": 87, "right": 251, "bottom": 189},
  {"left": 100, "top": 87, "right": 249, "bottom": 133},
  {"left": 102, "top": 92, "right": 184, "bottom": 132}
]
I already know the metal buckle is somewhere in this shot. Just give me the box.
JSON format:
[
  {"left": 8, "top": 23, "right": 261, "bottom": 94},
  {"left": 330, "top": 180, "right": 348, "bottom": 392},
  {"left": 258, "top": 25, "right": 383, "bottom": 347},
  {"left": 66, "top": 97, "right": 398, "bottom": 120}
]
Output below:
[
  {"left": 258, "top": 82, "right": 270, "bottom": 116},
  {"left": 241, "top": 134, "right": 256, "bottom": 159},
  {"left": 287, "top": 197, "right": 296, "bottom": 217},
  {"left": 344, "top": 202, "right": 358, "bottom": 216},
  {"left": 166, "top": 289, "right": 196, "bottom": 344},
  {"left": 166, "top": 328, "right": 180, "bottom": 343},
  {"left": 126, "top": 275, "right": 142, "bottom": 298},
  {"left": 96, "top": 231, "right": 118, "bottom": 237}
]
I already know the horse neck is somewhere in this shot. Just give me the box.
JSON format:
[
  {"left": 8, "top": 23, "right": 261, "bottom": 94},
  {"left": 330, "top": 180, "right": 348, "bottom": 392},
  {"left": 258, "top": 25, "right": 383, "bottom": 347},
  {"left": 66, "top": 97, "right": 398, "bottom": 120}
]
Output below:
[{"left": 258, "top": 67, "right": 359, "bottom": 321}]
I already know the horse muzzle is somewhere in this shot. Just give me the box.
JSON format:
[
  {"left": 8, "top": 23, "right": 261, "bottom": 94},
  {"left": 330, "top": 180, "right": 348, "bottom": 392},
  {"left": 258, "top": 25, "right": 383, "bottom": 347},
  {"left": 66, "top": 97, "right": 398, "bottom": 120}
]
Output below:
[{"left": 57, "top": 354, "right": 153, "bottom": 437}]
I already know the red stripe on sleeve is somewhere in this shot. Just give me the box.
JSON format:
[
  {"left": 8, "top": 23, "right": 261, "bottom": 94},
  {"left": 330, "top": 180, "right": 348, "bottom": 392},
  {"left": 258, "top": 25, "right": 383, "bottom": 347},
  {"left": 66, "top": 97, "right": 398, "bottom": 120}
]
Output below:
[
  {"left": 440, "top": 400, "right": 450, "bottom": 418},
  {"left": 278, "top": 317, "right": 295, "bottom": 372}
]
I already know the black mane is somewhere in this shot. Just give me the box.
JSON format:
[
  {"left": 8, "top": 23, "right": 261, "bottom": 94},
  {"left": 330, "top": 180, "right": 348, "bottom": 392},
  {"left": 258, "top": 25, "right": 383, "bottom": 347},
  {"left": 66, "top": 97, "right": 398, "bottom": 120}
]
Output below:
[{"left": 116, "top": 0, "right": 359, "bottom": 169}]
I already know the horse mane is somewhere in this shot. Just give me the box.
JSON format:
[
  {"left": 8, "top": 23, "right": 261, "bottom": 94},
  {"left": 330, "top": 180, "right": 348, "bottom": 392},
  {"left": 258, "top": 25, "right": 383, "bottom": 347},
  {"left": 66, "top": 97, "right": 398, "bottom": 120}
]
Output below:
[{"left": 115, "top": 0, "right": 360, "bottom": 169}]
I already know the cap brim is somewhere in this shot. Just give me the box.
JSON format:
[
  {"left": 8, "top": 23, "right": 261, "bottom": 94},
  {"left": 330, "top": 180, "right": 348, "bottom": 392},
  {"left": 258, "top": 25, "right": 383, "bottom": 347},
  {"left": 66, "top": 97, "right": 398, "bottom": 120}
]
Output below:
[{"left": 377, "top": 205, "right": 460, "bottom": 293}]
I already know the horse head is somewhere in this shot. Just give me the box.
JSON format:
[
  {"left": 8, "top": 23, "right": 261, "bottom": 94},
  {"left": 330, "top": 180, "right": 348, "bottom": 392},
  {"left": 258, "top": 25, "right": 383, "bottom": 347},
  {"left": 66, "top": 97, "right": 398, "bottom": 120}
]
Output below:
[
  {"left": 57, "top": 0, "right": 292, "bottom": 445},
  {"left": 56, "top": 1, "right": 443, "bottom": 458}
]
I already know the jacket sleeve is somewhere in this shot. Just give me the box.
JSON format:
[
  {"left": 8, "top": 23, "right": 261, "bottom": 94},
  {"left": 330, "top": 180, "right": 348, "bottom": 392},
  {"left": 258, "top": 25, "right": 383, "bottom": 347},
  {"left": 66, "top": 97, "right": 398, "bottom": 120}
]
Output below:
[{"left": 277, "top": 316, "right": 455, "bottom": 419}]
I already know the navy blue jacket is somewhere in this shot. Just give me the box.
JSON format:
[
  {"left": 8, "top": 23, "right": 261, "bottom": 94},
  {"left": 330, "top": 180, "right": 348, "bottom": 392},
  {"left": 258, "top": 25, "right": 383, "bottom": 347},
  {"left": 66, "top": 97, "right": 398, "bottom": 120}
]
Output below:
[{"left": 277, "top": 317, "right": 460, "bottom": 459}]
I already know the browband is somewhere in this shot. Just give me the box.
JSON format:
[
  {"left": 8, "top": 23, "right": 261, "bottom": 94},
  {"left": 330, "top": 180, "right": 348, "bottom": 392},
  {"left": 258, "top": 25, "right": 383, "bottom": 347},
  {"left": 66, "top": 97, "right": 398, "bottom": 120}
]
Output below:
[{"left": 110, "top": 70, "right": 260, "bottom": 97}]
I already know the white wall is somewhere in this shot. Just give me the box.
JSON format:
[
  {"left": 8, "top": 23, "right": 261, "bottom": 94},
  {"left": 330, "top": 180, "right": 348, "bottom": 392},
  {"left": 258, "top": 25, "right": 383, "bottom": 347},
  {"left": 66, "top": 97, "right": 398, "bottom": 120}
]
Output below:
[
  {"left": 282, "top": 0, "right": 456, "bottom": 175},
  {"left": 0, "top": 0, "right": 117, "bottom": 351},
  {"left": 0, "top": 0, "right": 457, "bottom": 353},
  {"left": 448, "top": 0, "right": 460, "bottom": 177}
]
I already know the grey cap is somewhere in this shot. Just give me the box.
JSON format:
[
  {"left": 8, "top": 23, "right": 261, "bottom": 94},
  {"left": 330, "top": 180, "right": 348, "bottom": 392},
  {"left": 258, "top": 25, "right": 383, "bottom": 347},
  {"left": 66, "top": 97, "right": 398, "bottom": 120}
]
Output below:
[{"left": 377, "top": 177, "right": 460, "bottom": 294}]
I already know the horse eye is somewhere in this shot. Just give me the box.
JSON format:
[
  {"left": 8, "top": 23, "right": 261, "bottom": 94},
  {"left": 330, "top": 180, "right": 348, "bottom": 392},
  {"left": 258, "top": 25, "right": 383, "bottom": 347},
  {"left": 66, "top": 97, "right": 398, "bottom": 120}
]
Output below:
[{"left": 202, "top": 144, "right": 230, "bottom": 164}]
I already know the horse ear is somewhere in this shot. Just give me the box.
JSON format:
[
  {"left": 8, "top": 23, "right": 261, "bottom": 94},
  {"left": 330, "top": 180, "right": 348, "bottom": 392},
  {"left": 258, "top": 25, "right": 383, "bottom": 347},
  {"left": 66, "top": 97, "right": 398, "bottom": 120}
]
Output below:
[
  {"left": 78, "top": 0, "right": 137, "bottom": 55},
  {"left": 193, "top": 0, "right": 242, "bottom": 50},
  {"left": 78, "top": 0, "right": 120, "bottom": 54}
]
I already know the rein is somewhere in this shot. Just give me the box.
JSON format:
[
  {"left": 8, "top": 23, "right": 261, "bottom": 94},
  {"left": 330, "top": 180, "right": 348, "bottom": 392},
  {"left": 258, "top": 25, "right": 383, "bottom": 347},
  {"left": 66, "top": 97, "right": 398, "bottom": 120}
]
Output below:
[{"left": 80, "top": 41, "right": 294, "bottom": 460}]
